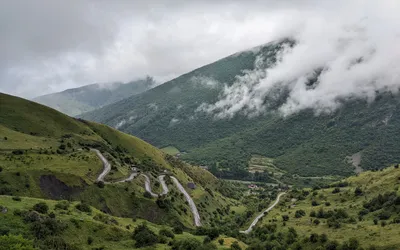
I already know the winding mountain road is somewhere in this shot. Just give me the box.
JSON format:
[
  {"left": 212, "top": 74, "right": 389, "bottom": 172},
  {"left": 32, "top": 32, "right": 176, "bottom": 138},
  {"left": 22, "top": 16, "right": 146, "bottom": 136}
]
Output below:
[
  {"left": 93, "top": 149, "right": 201, "bottom": 226},
  {"left": 239, "top": 192, "right": 286, "bottom": 234}
]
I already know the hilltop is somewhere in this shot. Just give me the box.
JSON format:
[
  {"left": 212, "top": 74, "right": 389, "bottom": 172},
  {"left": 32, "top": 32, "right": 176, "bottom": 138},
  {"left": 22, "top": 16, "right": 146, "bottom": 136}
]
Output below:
[
  {"left": 33, "top": 77, "right": 155, "bottom": 116},
  {"left": 79, "top": 39, "right": 400, "bottom": 181}
]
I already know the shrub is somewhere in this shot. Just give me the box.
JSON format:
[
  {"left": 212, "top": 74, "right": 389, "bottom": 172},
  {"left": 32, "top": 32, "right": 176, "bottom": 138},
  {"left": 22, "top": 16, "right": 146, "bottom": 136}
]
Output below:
[
  {"left": 87, "top": 236, "right": 94, "bottom": 245},
  {"left": 143, "top": 191, "right": 153, "bottom": 199},
  {"left": 0, "top": 167, "right": 2, "bottom": 173},
  {"left": 311, "top": 200, "right": 319, "bottom": 206},
  {"left": 12, "top": 196, "right": 21, "bottom": 202},
  {"left": 231, "top": 241, "right": 242, "bottom": 250},
  {"left": 173, "top": 238, "right": 202, "bottom": 250},
  {"left": 55, "top": 201, "right": 69, "bottom": 210},
  {"left": 313, "top": 219, "right": 320, "bottom": 225},
  {"left": 282, "top": 215, "right": 289, "bottom": 221},
  {"left": 159, "top": 228, "right": 174, "bottom": 238},
  {"left": 309, "top": 233, "right": 319, "bottom": 243},
  {"left": 12, "top": 150, "right": 24, "bottom": 155},
  {"left": 218, "top": 238, "right": 224, "bottom": 245},
  {"left": 30, "top": 217, "right": 67, "bottom": 239},
  {"left": 173, "top": 225, "right": 183, "bottom": 234},
  {"left": 341, "top": 238, "right": 359, "bottom": 250},
  {"left": 97, "top": 181, "right": 105, "bottom": 188},
  {"left": 332, "top": 187, "right": 340, "bottom": 194},
  {"left": 325, "top": 201, "right": 331, "bottom": 206},
  {"left": 354, "top": 187, "right": 363, "bottom": 196},
  {"left": 33, "top": 202, "right": 49, "bottom": 214},
  {"left": 203, "top": 236, "right": 212, "bottom": 244},
  {"left": 0, "top": 234, "right": 35, "bottom": 250},
  {"left": 75, "top": 202, "right": 91, "bottom": 213},
  {"left": 294, "top": 210, "right": 306, "bottom": 218},
  {"left": 132, "top": 224, "right": 158, "bottom": 248},
  {"left": 320, "top": 233, "right": 328, "bottom": 243}
]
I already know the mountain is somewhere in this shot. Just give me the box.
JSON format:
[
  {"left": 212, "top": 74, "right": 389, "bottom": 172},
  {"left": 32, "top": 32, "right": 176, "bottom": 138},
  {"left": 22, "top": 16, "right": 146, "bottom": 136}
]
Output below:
[
  {"left": 80, "top": 39, "right": 400, "bottom": 180},
  {"left": 33, "top": 77, "right": 155, "bottom": 116}
]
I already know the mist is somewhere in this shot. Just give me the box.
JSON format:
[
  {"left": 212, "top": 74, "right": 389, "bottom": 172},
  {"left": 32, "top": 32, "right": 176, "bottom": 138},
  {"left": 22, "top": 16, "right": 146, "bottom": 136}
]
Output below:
[{"left": 198, "top": 1, "right": 400, "bottom": 118}]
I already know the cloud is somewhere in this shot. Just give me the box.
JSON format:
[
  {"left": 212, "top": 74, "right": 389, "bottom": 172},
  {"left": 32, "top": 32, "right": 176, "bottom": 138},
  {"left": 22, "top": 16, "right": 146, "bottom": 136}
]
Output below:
[
  {"left": 198, "top": 0, "right": 400, "bottom": 117},
  {"left": 0, "top": 0, "right": 290, "bottom": 98}
]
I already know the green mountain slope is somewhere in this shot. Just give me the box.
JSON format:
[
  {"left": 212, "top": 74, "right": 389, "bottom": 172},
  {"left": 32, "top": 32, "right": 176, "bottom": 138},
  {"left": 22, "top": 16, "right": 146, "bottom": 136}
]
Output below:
[
  {"left": 0, "top": 93, "right": 240, "bottom": 230},
  {"left": 80, "top": 39, "right": 400, "bottom": 180},
  {"left": 33, "top": 77, "right": 155, "bottom": 116}
]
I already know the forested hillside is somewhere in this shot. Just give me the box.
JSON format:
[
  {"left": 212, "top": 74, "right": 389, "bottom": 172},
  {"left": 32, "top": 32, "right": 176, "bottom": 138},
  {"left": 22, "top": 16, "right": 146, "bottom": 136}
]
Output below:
[{"left": 80, "top": 39, "right": 400, "bottom": 179}]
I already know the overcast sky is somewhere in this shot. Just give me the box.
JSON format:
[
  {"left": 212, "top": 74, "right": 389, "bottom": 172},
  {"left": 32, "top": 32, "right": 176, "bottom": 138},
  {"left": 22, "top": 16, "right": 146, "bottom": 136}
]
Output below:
[{"left": 1, "top": 0, "right": 399, "bottom": 100}]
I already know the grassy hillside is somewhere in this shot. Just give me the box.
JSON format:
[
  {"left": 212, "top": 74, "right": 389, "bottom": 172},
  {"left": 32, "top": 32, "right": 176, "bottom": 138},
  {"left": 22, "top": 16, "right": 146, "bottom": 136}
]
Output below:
[
  {"left": 80, "top": 39, "right": 400, "bottom": 181},
  {"left": 242, "top": 165, "right": 400, "bottom": 249},
  {"left": 0, "top": 93, "right": 241, "bottom": 231},
  {"left": 33, "top": 77, "right": 155, "bottom": 116},
  {"left": 0, "top": 195, "right": 251, "bottom": 250}
]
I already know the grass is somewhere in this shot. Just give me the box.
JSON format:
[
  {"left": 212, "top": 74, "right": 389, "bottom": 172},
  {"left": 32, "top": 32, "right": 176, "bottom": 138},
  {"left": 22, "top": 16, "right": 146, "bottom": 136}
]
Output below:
[
  {"left": 161, "top": 146, "right": 180, "bottom": 156},
  {"left": 0, "top": 92, "right": 247, "bottom": 236},
  {"left": 0, "top": 195, "right": 205, "bottom": 250},
  {"left": 259, "top": 166, "right": 400, "bottom": 249}
]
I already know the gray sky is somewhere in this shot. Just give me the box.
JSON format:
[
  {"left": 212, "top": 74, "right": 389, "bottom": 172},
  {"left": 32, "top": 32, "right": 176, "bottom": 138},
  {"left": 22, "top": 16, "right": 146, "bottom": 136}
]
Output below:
[{"left": 1, "top": 0, "right": 399, "bottom": 101}]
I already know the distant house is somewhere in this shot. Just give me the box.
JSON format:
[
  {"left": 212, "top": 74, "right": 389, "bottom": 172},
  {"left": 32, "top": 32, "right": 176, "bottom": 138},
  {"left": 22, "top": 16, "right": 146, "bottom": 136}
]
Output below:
[
  {"left": 248, "top": 184, "right": 258, "bottom": 189},
  {"left": 187, "top": 183, "right": 196, "bottom": 189}
]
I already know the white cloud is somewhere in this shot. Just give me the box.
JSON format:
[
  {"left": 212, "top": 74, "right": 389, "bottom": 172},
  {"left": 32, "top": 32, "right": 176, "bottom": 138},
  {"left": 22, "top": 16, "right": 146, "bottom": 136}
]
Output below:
[{"left": 198, "top": 1, "right": 400, "bottom": 117}]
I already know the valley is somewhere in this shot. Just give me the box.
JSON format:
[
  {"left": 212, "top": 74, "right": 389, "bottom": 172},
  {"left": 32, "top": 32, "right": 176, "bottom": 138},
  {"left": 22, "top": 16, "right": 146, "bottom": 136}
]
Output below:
[{"left": 1, "top": 93, "right": 399, "bottom": 249}]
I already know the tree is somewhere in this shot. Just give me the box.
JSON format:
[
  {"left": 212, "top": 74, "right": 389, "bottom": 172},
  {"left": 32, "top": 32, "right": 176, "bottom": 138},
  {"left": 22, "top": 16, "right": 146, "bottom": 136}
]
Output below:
[{"left": 132, "top": 224, "right": 158, "bottom": 248}]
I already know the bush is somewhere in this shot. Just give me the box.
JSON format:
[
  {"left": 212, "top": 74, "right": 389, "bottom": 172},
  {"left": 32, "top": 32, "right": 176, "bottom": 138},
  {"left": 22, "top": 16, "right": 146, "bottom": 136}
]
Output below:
[
  {"left": 143, "top": 191, "right": 153, "bottom": 199},
  {"left": 325, "top": 201, "right": 331, "bottom": 206},
  {"left": 55, "top": 201, "right": 69, "bottom": 210},
  {"left": 12, "top": 150, "right": 24, "bottom": 155},
  {"left": 33, "top": 202, "right": 49, "bottom": 214},
  {"left": 173, "top": 238, "right": 202, "bottom": 250},
  {"left": 0, "top": 234, "right": 36, "bottom": 250},
  {"left": 30, "top": 217, "right": 67, "bottom": 239},
  {"left": 354, "top": 187, "right": 363, "bottom": 196},
  {"left": 173, "top": 225, "right": 183, "bottom": 234},
  {"left": 203, "top": 236, "right": 212, "bottom": 244},
  {"left": 313, "top": 219, "right": 320, "bottom": 225},
  {"left": 12, "top": 196, "right": 21, "bottom": 202},
  {"left": 231, "top": 241, "right": 242, "bottom": 250},
  {"left": 294, "top": 210, "right": 306, "bottom": 218},
  {"left": 282, "top": 215, "right": 289, "bottom": 221},
  {"left": 332, "top": 187, "right": 340, "bottom": 194},
  {"left": 75, "top": 202, "right": 91, "bottom": 213},
  {"left": 311, "top": 200, "right": 319, "bottom": 206},
  {"left": 87, "top": 236, "right": 94, "bottom": 245},
  {"left": 0, "top": 167, "right": 2, "bottom": 172},
  {"left": 159, "top": 228, "right": 174, "bottom": 239},
  {"left": 132, "top": 224, "right": 158, "bottom": 248},
  {"left": 97, "top": 181, "right": 105, "bottom": 188},
  {"left": 341, "top": 238, "right": 359, "bottom": 250},
  {"left": 218, "top": 238, "right": 224, "bottom": 245}
]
